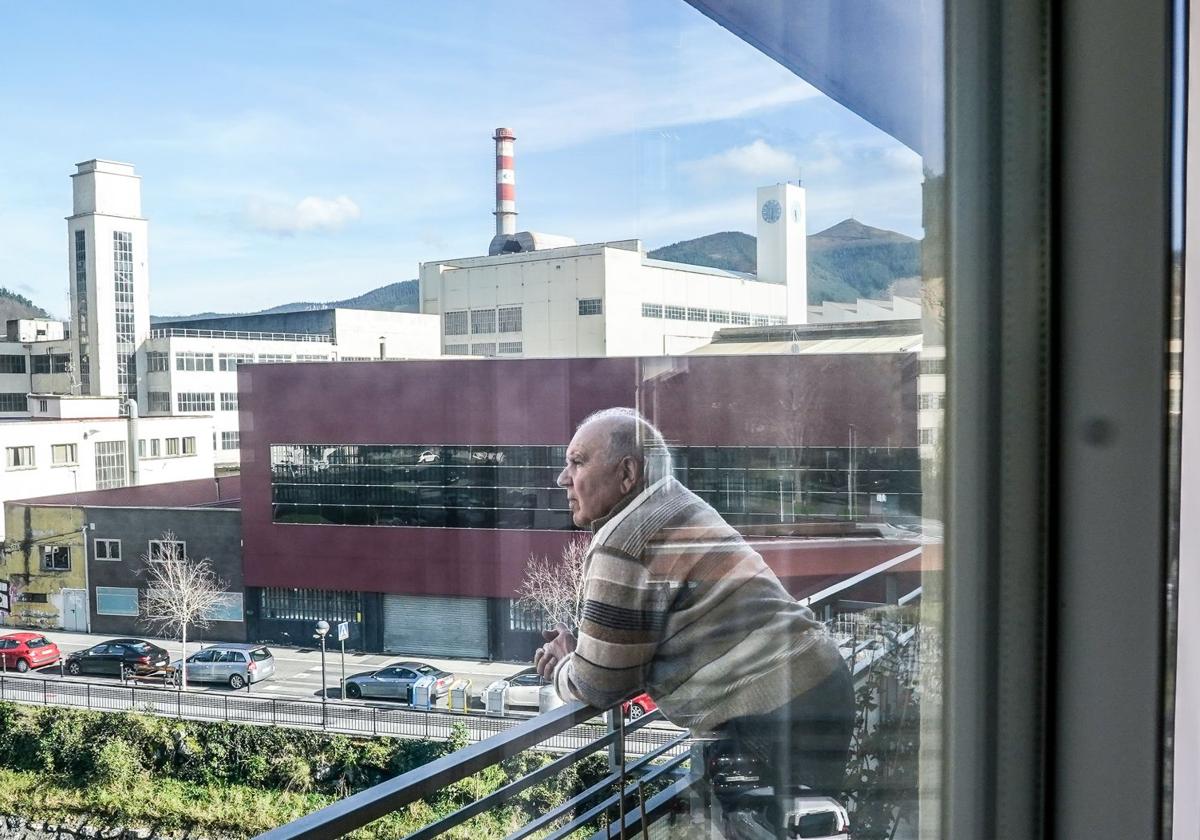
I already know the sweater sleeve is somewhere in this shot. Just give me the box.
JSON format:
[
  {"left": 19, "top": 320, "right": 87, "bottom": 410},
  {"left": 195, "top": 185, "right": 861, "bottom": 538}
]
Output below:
[{"left": 552, "top": 545, "right": 668, "bottom": 709}]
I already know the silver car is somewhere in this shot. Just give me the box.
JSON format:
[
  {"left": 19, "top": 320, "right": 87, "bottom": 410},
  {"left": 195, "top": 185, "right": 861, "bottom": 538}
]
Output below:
[
  {"left": 343, "top": 660, "right": 453, "bottom": 701},
  {"left": 173, "top": 644, "right": 275, "bottom": 689}
]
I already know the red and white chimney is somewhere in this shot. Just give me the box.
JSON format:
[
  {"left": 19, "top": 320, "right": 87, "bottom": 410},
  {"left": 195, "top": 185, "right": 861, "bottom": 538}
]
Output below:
[{"left": 493, "top": 127, "right": 517, "bottom": 236}]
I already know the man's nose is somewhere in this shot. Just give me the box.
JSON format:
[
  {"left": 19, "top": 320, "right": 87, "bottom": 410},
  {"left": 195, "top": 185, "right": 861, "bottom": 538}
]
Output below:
[{"left": 556, "top": 466, "right": 569, "bottom": 487}]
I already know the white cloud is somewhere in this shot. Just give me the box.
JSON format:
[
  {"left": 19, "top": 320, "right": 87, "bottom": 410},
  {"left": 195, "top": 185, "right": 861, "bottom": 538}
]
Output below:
[
  {"left": 683, "top": 139, "right": 800, "bottom": 181},
  {"left": 246, "top": 195, "right": 362, "bottom": 235}
]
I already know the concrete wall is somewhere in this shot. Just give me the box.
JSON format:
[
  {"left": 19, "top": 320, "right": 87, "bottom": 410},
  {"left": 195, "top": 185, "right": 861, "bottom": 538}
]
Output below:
[{"left": 1, "top": 503, "right": 87, "bottom": 630}]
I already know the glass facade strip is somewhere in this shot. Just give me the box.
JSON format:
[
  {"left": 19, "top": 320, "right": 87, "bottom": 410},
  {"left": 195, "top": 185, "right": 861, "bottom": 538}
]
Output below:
[{"left": 269, "top": 443, "right": 920, "bottom": 530}]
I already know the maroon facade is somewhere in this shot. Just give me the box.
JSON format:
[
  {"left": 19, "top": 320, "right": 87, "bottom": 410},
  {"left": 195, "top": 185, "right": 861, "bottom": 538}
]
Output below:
[{"left": 239, "top": 354, "right": 918, "bottom": 599}]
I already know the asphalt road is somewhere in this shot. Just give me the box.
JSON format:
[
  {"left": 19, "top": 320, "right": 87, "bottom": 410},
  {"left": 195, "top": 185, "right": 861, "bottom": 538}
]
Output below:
[{"left": 8, "top": 628, "right": 532, "bottom": 709}]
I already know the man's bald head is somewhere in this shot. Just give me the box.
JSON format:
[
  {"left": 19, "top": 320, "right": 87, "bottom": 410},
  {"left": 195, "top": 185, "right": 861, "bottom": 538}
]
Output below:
[{"left": 576, "top": 408, "right": 672, "bottom": 484}]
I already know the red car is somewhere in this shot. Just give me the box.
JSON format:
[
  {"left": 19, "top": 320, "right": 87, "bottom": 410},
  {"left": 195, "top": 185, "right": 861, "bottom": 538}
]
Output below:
[
  {"left": 0, "top": 633, "right": 60, "bottom": 672},
  {"left": 623, "top": 692, "right": 657, "bottom": 721}
]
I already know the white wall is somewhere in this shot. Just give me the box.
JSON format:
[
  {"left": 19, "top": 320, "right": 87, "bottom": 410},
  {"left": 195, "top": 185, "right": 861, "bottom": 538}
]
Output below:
[
  {"left": 0, "top": 413, "right": 216, "bottom": 541},
  {"left": 331, "top": 309, "right": 440, "bottom": 359}
]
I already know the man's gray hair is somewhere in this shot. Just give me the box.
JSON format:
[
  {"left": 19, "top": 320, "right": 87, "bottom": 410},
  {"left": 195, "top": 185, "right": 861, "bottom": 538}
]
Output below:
[{"left": 578, "top": 407, "right": 673, "bottom": 484}]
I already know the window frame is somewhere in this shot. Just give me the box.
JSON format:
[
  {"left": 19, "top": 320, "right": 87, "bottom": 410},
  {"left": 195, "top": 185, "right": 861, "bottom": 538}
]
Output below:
[
  {"left": 94, "top": 538, "right": 121, "bottom": 561},
  {"left": 41, "top": 545, "right": 70, "bottom": 572}
]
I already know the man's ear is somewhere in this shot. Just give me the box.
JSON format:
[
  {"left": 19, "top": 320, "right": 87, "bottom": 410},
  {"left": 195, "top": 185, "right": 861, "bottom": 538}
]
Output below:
[{"left": 618, "top": 455, "right": 641, "bottom": 494}]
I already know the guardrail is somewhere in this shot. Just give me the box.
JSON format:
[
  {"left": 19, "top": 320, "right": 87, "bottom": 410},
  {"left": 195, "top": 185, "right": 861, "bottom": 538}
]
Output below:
[
  {"left": 0, "top": 673, "right": 685, "bottom": 758},
  {"left": 149, "top": 328, "right": 332, "bottom": 343}
]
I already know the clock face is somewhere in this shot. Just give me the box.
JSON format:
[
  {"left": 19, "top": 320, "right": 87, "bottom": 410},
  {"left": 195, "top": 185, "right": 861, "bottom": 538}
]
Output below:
[{"left": 761, "top": 199, "right": 782, "bottom": 224}]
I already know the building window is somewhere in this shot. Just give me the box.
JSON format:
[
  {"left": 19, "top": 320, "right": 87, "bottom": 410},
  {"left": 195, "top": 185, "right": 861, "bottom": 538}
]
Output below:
[
  {"left": 165, "top": 438, "right": 180, "bottom": 456},
  {"left": 146, "top": 351, "right": 169, "bottom": 372},
  {"left": 578, "top": 298, "right": 603, "bottom": 316},
  {"left": 751, "top": 314, "right": 771, "bottom": 326},
  {"left": 261, "top": 587, "right": 362, "bottom": 622},
  {"left": 687, "top": 307, "right": 709, "bottom": 322},
  {"left": 444, "top": 310, "right": 468, "bottom": 336},
  {"left": 470, "top": 308, "right": 496, "bottom": 334},
  {"left": 148, "top": 540, "right": 185, "bottom": 562},
  {"left": 51, "top": 444, "right": 77, "bottom": 465},
  {"left": 177, "top": 392, "right": 215, "bottom": 412},
  {"left": 182, "top": 436, "right": 196, "bottom": 455},
  {"left": 920, "top": 358, "right": 946, "bottom": 375},
  {"left": 150, "top": 439, "right": 160, "bottom": 457},
  {"left": 498, "top": 341, "right": 523, "bottom": 355},
  {"left": 96, "top": 586, "right": 138, "bottom": 616},
  {"left": 175, "top": 352, "right": 215, "bottom": 372},
  {"left": 257, "top": 353, "right": 293, "bottom": 364},
  {"left": 444, "top": 343, "right": 469, "bottom": 355},
  {"left": 137, "top": 439, "right": 146, "bottom": 458},
  {"left": 221, "top": 431, "right": 240, "bottom": 450},
  {"left": 919, "top": 428, "right": 938, "bottom": 445},
  {"left": 0, "top": 393, "right": 27, "bottom": 412},
  {"left": 41, "top": 546, "right": 70, "bottom": 572},
  {"left": 664, "top": 305, "right": 687, "bottom": 320},
  {"left": 112, "top": 231, "right": 136, "bottom": 399},
  {"left": 470, "top": 343, "right": 498, "bottom": 357},
  {"left": 38, "top": 399, "right": 48, "bottom": 413},
  {"left": 18, "top": 592, "right": 47, "bottom": 604},
  {"left": 709, "top": 309, "right": 731, "bottom": 324},
  {"left": 205, "top": 593, "right": 244, "bottom": 623},
  {"left": 219, "top": 353, "right": 255, "bottom": 371},
  {"left": 94, "top": 440, "right": 127, "bottom": 489},
  {"left": 220, "top": 392, "right": 238, "bottom": 411},
  {"left": 731, "top": 311, "right": 752, "bottom": 325},
  {"left": 31, "top": 354, "right": 71, "bottom": 374},
  {"left": 5, "top": 446, "right": 34, "bottom": 469},
  {"left": 296, "top": 354, "right": 327, "bottom": 362},
  {"left": 641, "top": 303, "right": 664, "bottom": 318},
  {"left": 95, "top": 539, "right": 121, "bottom": 561},
  {"left": 497, "top": 306, "right": 522, "bottom": 333},
  {"left": 919, "top": 393, "right": 945, "bottom": 410},
  {"left": 147, "top": 391, "right": 171, "bottom": 413},
  {"left": 0, "top": 355, "right": 26, "bottom": 374}
]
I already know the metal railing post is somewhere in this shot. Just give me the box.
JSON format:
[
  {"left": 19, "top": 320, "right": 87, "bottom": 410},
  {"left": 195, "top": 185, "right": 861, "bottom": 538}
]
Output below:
[
  {"left": 86, "top": 683, "right": 91, "bottom": 709},
  {"left": 41, "top": 678, "right": 47, "bottom": 706},
  {"left": 224, "top": 695, "right": 230, "bottom": 722},
  {"left": 372, "top": 706, "right": 377, "bottom": 737}
]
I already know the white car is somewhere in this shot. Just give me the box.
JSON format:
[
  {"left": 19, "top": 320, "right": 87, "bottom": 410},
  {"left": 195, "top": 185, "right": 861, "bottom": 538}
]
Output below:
[{"left": 504, "top": 668, "right": 550, "bottom": 707}]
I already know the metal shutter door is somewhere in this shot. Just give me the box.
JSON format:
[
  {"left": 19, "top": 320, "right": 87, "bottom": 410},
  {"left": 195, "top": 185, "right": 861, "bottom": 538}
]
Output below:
[{"left": 382, "top": 594, "right": 490, "bottom": 658}]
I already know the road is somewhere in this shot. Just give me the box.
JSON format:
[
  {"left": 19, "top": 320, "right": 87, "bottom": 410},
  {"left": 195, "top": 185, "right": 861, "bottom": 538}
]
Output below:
[{"left": 12, "top": 628, "right": 532, "bottom": 709}]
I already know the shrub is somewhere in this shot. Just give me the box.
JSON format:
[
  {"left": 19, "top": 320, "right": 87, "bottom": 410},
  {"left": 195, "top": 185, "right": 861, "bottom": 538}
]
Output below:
[{"left": 88, "top": 738, "right": 145, "bottom": 788}]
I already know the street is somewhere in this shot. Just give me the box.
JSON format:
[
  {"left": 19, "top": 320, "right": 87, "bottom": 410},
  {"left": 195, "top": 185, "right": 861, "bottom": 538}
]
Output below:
[{"left": 11, "top": 628, "right": 531, "bottom": 709}]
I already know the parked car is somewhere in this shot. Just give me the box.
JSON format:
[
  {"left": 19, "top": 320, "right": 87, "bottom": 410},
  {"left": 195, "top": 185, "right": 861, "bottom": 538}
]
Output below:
[
  {"left": 504, "top": 667, "right": 550, "bottom": 707},
  {"left": 623, "top": 693, "right": 657, "bottom": 721},
  {"left": 343, "top": 660, "right": 453, "bottom": 701},
  {"left": 64, "top": 639, "right": 170, "bottom": 679},
  {"left": 170, "top": 643, "right": 275, "bottom": 689},
  {"left": 0, "top": 633, "right": 60, "bottom": 672}
]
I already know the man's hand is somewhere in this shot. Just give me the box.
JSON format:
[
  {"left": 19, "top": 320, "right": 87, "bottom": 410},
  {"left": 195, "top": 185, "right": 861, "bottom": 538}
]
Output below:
[{"left": 534, "top": 622, "right": 577, "bottom": 680}]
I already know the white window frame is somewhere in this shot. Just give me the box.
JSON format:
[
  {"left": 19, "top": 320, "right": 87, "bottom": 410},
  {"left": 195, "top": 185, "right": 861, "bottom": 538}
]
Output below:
[
  {"left": 94, "top": 538, "right": 121, "bottom": 561},
  {"left": 148, "top": 539, "right": 185, "bottom": 563},
  {"left": 95, "top": 586, "right": 139, "bottom": 616},
  {"left": 5, "top": 446, "right": 34, "bottom": 470},
  {"left": 51, "top": 443, "right": 77, "bottom": 466}
]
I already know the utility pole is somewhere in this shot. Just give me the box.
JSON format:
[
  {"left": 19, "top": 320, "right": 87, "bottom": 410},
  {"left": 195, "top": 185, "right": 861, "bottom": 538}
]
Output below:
[{"left": 314, "top": 620, "right": 330, "bottom": 726}]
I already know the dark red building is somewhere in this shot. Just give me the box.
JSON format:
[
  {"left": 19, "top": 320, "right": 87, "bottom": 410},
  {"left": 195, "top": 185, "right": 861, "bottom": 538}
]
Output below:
[{"left": 238, "top": 354, "right": 922, "bottom": 659}]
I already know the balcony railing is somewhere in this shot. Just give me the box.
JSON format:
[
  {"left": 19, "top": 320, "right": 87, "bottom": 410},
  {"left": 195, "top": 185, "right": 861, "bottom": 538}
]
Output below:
[
  {"left": 149, "top": 327, "right": 333, "bottom": 343},
  {"left": 254, "top": 700, "right": 692, "bottom": 840}
]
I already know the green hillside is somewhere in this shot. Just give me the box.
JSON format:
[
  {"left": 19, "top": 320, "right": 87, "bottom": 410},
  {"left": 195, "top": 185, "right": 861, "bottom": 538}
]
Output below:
[
  {"left": 0, "top": 287, "right": 52, "bottom": 325},
  {"left": 648, "top": 219, "right": 921, "bottom": 304}
]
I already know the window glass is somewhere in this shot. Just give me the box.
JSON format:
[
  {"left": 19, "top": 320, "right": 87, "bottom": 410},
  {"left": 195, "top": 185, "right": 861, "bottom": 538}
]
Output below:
[{"left": 95, "top": 587, "right": 138, "bottom": 616}]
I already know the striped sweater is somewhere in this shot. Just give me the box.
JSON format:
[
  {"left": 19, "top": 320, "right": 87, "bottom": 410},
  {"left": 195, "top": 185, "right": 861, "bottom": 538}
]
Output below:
[{"left": 553, "top": 476, "right": 846, "bottom": 732}]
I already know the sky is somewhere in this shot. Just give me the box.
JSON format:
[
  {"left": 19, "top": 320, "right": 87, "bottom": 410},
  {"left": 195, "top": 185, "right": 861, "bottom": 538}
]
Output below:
[{"left": 0, "top": 1, "right": 926, "bottom": 317}]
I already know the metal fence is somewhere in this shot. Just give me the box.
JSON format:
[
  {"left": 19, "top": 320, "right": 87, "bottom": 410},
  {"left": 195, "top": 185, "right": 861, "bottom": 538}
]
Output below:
[
  {"left": 148, "top": 327, "right": 332, "bottom": 343},
  {"left": 0, "top": 674, "right": 687, "bottom": 757}
]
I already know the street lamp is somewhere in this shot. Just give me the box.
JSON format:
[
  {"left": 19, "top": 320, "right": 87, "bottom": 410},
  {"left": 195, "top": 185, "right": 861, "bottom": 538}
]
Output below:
[{"left": 314, "top": 620, "right": 330, "bottom": 725}]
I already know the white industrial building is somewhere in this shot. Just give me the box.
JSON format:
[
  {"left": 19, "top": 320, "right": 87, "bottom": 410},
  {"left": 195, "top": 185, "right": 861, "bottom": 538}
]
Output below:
[
  {"left": 2, "top": 160, "right": 440, "bottom": 469},
  {"left": 421, "top": 128, "right": 807, "bottom": 357},
  {"left": 0, "top": 395, "right": 216, "bottom": 542}
]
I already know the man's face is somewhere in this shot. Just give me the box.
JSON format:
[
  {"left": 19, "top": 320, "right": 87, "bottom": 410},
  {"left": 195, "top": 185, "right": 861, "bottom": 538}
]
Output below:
[{"left": 557, "top": 420, "right": 630, "bottom": 528}]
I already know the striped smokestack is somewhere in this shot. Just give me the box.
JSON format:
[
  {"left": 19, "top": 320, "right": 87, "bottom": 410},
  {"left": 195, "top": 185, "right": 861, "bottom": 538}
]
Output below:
[{"left": 493, "top": 127, "right": 517, "bottom": 236}]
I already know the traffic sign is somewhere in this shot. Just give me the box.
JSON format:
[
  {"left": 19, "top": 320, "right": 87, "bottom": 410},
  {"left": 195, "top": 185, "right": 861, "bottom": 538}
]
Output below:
[{"left": 336, "top": 621, "right": 349, "bottom": 642}]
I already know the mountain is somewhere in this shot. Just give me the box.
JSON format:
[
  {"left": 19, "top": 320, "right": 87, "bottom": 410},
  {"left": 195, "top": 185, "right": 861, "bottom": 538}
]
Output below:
[
  {"left": 153, "top": 220, "right": 919, "bottom": 321},
  {"left": 648, "top": 219, "right": 921, "bottom": 304},
  {"left": 153, "top": 280, "right": 419, "bottom": 324},
  {"left": 0, "top": 287, "right": 52, "bottom": 326}
]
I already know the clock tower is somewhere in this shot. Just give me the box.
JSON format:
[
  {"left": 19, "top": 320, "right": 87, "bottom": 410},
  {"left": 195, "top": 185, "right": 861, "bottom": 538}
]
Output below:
[{"left": 756, "top": 182, "right": 807, "bottom": 324}]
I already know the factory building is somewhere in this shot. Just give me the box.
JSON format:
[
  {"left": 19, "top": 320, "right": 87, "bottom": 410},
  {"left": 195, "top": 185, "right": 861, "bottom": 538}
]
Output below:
[
  {"left": 421, "top": 129, "right": 808, "bottom": 358},
  {"left": 238, "top": 353, "right": 921, "bottom": 660}
]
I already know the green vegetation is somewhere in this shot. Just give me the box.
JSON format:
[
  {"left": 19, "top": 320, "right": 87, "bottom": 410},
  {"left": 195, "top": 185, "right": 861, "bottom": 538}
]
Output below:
[
  {"left": 0, "top": 703, "right": 607, "bottom": 838},
  {"left": 0, "top": 287, "right": 51, "bottom": 323}
]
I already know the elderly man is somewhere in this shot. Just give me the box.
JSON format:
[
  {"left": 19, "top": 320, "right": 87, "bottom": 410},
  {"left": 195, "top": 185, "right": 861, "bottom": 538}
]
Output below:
[{"left": 534, "top": 407, "right": 854, "bottom": 797}]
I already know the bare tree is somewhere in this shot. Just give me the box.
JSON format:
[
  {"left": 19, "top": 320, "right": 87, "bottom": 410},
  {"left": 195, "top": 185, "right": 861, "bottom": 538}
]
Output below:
[
  {"left": 517, "top": 536, "right": 590, "bottom": 631},
  {"left": 139, "top": 532, "right": 227, "bottom": 690}
]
